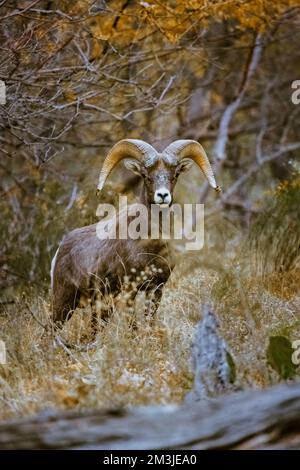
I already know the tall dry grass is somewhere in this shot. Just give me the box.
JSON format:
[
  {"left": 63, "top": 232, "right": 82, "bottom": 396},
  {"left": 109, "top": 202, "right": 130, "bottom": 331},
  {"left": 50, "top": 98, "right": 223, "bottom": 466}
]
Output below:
[{"left": 1, "top": 180, "right": 300, "bottom": 421}]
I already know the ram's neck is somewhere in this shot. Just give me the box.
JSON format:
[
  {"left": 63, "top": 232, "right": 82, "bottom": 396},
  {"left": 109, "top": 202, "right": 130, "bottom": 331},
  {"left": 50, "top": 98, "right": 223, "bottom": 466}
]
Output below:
[{"left": 139, "top": 185, "right": 149, "bottom": 208}]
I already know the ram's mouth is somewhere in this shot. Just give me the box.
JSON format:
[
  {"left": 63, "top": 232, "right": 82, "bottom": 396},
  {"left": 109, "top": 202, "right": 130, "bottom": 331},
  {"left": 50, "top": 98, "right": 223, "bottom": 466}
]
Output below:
[{"left": 157, "top": 202, "right": 171, "bottom": 208}]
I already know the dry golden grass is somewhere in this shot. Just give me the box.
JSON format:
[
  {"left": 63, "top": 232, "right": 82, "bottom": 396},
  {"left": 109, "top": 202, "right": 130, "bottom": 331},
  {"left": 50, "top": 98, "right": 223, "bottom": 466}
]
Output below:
[
  {"left": 1, "top": 201, "right": 300, "bottom": 422},
  {"left": 264, "top": 269, "right": 300, "bottom": 300},
  {"left": 0, "top": 270, "right": 197, "bottom": 420},
  {"left": 1, "top": 246, "right": 300, "bottom": 422}
]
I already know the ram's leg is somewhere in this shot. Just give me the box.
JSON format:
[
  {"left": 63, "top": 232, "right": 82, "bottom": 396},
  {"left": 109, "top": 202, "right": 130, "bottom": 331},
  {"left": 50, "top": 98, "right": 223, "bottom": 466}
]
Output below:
[
  {"left": 90, "top": 293, "right": 115, "bottom": 336},
  {"left": 52, "top": 283, "right": 79, "bottom": 327},
  {"left": 124, "top": 289, "right": 138, "bottom": 329},
  {"left": 145, "top": 286, "right": 163, "bottom": 320},
  {"left": 90, "top": 304, "right": 113, "bottom": 335}
]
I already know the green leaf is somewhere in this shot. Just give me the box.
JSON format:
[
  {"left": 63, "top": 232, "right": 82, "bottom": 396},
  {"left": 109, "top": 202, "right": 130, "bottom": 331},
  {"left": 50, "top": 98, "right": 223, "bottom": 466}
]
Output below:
[{"left": 267, "top": 336, "right": 297, "bottom": 380}]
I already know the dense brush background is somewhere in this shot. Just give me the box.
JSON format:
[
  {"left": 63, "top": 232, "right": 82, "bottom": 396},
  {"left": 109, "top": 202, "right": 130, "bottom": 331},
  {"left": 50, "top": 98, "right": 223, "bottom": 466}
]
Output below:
[{"left": 0, "top": 0, "right": 300, "bottom": 420}]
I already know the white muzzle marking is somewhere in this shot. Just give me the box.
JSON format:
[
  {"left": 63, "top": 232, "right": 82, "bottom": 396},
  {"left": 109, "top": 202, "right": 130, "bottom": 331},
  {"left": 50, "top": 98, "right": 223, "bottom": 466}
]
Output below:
[{"left": 154, "top": 188, "right": 172, "bottom": 207}]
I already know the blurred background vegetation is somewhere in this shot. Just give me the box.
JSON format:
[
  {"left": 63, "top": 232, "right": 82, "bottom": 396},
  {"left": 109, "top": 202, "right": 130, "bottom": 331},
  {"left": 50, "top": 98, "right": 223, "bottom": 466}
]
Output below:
[{"left": 0, "top": 0, "right": 300, "bottom": 419}]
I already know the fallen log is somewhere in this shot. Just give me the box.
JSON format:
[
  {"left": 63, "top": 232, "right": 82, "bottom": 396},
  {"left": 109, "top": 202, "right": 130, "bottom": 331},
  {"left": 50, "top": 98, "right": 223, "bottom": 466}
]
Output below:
[{"left": 0, "top": 381, "right": 300, "bottom": 449}]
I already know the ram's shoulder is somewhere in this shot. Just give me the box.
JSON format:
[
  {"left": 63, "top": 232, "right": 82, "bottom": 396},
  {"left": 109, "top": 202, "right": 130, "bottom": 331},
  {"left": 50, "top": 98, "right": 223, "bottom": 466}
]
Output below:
[{"left": 61, "top": 224, "right": 98, "bottom": 243}]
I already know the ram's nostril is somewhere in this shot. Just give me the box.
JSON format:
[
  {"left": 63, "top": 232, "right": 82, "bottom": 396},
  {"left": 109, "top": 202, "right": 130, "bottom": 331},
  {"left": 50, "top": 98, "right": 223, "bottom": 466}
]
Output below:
[{"left": 157, "top": 192, "right": 168, "bottom": 200}]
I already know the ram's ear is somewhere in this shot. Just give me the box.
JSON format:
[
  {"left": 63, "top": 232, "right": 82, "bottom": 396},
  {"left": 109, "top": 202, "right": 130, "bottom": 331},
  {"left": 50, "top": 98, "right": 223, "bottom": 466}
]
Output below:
[
  {"left": 124, "top": 159, "right": 143, "bottom": 175},
  {"left": 176, "top": 158, "right": 193, "bottom": 175}
]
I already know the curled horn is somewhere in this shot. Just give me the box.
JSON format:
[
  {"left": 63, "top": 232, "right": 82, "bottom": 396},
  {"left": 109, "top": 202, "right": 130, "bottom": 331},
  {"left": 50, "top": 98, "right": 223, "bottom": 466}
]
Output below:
[
  {"left": 164, "top": 140, "right": 221, "bottom": 192},
  {"left": 96, "top": 139, "right": 157, "bottom": 194}
]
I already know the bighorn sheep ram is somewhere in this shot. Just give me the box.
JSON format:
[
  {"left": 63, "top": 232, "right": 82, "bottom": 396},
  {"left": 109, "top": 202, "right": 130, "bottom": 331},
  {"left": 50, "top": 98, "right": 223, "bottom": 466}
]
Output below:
[{"left": 51, "top": 139, "right": 220, "bottom": 328}]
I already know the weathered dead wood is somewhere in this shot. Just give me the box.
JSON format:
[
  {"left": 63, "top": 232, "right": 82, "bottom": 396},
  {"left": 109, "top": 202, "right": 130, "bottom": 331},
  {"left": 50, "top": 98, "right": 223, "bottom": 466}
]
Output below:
[
  {"left": 186, "top": 306, "right": 236, "bottom": 401},
  {"left": 0, "top": 381, "right": 300, "bottom": 449}
]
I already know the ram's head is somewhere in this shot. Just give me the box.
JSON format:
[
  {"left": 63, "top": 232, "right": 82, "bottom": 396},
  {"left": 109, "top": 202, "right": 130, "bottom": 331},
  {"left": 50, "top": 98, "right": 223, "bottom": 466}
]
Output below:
[{"left": 97, "top": 139, "right": 221, "bottom": 207}]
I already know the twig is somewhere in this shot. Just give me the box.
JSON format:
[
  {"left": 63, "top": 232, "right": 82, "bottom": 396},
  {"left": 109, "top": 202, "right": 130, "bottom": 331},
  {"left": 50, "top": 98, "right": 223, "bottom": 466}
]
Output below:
[
  {"left": 199, "top": 33, "right": 263, "bottom": 203},
  {"left": 25, "top": 302, "right": 47, "bottom": 330}
]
